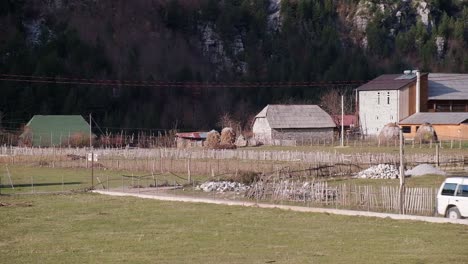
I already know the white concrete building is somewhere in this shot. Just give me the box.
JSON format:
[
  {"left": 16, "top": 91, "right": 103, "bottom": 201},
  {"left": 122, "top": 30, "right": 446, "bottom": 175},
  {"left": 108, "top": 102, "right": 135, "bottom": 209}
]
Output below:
[{"left": 357, "top": 72, "right": 428, "bottom": 136}]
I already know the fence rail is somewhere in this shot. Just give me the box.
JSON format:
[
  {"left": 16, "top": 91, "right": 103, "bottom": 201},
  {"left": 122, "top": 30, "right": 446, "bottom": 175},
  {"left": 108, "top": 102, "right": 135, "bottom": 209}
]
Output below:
[
  {"left": 1, "top": 146, "right": 466, "bottom": 164},
  {"left": 246, "top": 181, "right": 438, "bottom": 216}
]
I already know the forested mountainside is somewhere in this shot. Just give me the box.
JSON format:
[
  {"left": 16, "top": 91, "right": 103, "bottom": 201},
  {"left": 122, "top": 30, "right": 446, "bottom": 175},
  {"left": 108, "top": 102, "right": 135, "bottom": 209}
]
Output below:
[{"left": 1, "top": 0, "right": 467, "bottom": 131}]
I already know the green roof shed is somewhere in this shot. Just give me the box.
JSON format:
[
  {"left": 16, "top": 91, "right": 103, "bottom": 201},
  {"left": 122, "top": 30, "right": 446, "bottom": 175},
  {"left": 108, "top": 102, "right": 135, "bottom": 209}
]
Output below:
[{"left": 20, "top": 115, "right": 91, "bottom": 147}]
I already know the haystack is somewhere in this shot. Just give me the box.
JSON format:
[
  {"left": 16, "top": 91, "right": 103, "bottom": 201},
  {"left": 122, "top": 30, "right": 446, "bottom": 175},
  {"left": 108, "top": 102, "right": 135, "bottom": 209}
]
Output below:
[
  {"left": 414, "top": 123, "right": 437, "bottom": 143},
  {"left": 205, "top": 130, "right": 221, "bottom": 149},
  {"left": 378, "top": 123, "right": 400, "bottom": 143},
  {"left": 220, "top": 127, "right": 236, "bottom": 145}
]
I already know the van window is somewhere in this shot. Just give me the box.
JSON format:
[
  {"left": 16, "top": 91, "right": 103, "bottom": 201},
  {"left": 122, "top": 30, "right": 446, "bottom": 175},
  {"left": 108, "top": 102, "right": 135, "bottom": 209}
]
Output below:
[
  {"left": 456, "top": 185, "right": 468, "bottom": 197},
  {"left": 441, "top": 183, "right": 457, "bottom": 196}
]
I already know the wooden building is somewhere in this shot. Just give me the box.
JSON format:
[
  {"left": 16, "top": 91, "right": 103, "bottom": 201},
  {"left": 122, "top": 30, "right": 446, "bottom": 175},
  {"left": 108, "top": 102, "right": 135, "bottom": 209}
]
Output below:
[
  {"left": 399, "top": 112, "right": 468, "bottom": 140},
  {"left": 175, "top": 132, "right": 207, "bottom": 148},
  {"left": 427, "top": 73, "right": 468, "bottom": 112},
  {"left": 252, "top": 105, "right": 336, "bottom": 145}
]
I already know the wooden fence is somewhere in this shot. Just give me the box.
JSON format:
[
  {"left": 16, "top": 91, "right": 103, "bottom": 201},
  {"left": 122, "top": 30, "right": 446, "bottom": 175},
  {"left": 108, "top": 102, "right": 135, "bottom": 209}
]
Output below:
[
  {"left": 246, "top": 181, "right": 438, "bottom": 216},
  {"left": 1, "top": 146, "right": 466, "bottom": 165},
  {"left": 0, "top": 147, "right": 465, "bottom": 177}
]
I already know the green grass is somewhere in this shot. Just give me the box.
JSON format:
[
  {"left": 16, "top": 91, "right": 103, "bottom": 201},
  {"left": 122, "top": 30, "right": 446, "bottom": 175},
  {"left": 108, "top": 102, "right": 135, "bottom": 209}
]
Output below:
[
  {"left": 0, "top": 193, "right": 467, "bottom": 263},
  {"left": 0, "top": 166, "right": 206, "bottom": 194}
]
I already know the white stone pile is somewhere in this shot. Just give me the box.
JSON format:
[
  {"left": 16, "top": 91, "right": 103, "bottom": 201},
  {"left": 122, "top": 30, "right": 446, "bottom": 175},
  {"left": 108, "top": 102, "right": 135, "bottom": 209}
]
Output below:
[
  {"left": 196, "top": 181, "right": 250, "bottom": 193},
  {"left": 356, "top": 164, "right": 399, "bottom": 179}
]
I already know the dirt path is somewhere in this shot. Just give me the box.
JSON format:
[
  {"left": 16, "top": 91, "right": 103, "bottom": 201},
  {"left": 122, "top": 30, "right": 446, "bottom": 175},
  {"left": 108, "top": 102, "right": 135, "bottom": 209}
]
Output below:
[{"left": 92, "top": 190, "right": 468, "bottom": 225}]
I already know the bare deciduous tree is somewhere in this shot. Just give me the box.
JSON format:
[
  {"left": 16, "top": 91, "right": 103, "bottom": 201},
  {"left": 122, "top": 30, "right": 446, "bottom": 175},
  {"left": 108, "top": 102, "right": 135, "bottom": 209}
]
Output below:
[{"left": 319, "top": 89, "right": 354, "bottom": 123}]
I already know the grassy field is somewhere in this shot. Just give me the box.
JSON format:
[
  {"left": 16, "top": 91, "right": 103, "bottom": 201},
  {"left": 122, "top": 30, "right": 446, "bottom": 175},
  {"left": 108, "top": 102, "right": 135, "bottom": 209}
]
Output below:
[
  {"left": 0, "top": 166, "right": 206, "bottom": 195},
  {"left": 0, "top": 193, "right": 467, "bottom": 263},
  {"left": 0, "top": 165, "right": 450, "bottom": 196}
]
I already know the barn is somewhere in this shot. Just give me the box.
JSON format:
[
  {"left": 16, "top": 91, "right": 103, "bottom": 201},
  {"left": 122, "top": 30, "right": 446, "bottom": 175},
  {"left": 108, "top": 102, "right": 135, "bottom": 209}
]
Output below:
[
  {"left": 252, "top": 105, "right": 336, "bottom": 145},
  {"left": 19, "top": 115, "right": 91, "bottom": 147}
]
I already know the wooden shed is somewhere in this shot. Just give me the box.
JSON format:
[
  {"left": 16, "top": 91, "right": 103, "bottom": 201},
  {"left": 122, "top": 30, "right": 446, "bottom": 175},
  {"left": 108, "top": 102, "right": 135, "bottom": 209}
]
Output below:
[
  {"left": 399, "top": 112, "right": 468, "bottom": 140},
  {"left": 252, "top": 105, "right": 336, "bottom": 145}
]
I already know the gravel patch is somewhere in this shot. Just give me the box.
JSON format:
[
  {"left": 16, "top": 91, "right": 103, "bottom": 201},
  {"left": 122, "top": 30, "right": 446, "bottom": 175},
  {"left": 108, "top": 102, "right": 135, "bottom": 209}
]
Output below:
[{"left": 405, "top": 164, "right": 446, "bottom": 177}]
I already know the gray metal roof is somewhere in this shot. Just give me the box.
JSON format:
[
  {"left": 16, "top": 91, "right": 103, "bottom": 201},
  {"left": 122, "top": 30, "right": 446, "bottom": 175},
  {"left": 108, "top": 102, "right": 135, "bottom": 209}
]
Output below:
[
  {"left": 399, "top": 112, "right": 468, "bottom": 125},
  {"left": 428, "top": 73, "right": 468, "bottom": 100},
  {"left": 255, "top": 105, "right": 336, "bottom": 129}
]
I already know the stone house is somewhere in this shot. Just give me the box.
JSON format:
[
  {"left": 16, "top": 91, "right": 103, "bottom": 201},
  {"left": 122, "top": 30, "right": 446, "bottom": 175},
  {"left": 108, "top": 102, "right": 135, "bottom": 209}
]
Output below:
[{"left": 252, "top": 105, "right": 336, "bottom": 145}]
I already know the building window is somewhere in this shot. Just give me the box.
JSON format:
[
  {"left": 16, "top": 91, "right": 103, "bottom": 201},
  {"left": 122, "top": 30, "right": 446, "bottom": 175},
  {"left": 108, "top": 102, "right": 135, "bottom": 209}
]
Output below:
[
  {"left": 402, "top": 126, "right": 411, "bottom": 133},
  {"left": 377, "top": 92, "right": 380, "bottom": 105},
  {"left": 387, "top": 92, "right": 390, "bottom": 104},
  {"left": 376, "top": 116, "right": 379, "bottom": 120},
  {"left": 415, "top": 126, "right": 420, "bottom": 131}
]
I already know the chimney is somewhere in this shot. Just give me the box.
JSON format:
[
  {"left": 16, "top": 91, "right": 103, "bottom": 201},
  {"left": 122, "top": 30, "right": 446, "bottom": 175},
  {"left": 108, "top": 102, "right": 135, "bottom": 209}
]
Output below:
[{"left": 415, "top": 70, "right": 421, "bottom": 113}]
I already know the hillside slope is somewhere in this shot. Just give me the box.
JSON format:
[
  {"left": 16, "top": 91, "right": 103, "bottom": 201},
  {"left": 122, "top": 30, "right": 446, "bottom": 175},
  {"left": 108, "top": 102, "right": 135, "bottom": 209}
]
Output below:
[{"left": 0, "top": 0, "right": 467, "bottom": 130}]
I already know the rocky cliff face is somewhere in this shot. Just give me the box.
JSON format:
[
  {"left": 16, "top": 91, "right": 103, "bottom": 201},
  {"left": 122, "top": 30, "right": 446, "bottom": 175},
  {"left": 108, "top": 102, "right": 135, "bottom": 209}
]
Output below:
[{"left": 2, "top": 0, "right": 467, "bottom": 82}]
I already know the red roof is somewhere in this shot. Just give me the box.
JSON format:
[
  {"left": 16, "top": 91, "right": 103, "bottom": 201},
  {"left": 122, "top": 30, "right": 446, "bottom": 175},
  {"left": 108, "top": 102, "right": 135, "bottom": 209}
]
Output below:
[
  {"left": 176, "top": 132, "right": 208, "bottom": 139},
  {"left": 333, "top": 115, "right": 356, "bottom": 126}
]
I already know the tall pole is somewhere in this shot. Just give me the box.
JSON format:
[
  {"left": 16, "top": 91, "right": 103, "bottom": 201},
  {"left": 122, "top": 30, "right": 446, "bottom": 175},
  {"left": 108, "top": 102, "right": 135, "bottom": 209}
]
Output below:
[
  {"left": 399, "top": 128, "right": 405, "bottom": 214},
  {"left": 341, "top": 94, "right": 344, "bottom": 147},
  {"left": 89, "top": 113, "right": 92, "bottom": 149},
  {"left": 89, "top": 113, "right": 94, "bottom": 189}
]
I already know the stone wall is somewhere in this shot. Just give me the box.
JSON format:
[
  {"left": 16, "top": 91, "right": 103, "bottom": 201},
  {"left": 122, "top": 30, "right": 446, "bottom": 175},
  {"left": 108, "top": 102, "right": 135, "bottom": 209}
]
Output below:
[{"left": 271, "top": 128, "right": 334, "bottom": 143}]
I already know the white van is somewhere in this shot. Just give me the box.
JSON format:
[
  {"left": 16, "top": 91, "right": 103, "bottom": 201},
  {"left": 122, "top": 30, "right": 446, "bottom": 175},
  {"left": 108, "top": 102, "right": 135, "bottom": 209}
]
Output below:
[{"left": 437, "top": 177, "right": 468, "bottom": 219}]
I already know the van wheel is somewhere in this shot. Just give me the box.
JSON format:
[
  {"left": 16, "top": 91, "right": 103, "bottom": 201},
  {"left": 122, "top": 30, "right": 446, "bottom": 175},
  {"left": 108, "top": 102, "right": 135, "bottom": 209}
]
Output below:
[{"left": 446, "top": 207, "right": 461, "bottom": 219}]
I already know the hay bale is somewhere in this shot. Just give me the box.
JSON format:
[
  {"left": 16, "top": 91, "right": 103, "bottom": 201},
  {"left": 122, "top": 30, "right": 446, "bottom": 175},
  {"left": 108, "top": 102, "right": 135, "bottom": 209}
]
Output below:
[
  {"left": 414, "top": 123, "right": 437, "bottom": 143},
  {"left": 378, "top": 123, "right": 400, "bottom": 143},
  {"left": 205, "top": 130, "right": 220, "bottom": 149},
  {"left": 220, "top": 127, "right": 236, "bottom": 145}
]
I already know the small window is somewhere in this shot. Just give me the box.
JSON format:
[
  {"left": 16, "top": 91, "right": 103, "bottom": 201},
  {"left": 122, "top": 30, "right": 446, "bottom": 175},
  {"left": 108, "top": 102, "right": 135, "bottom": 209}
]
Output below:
[
  {"left": 376, "top": 116, "right": 379, "bottom": 120},
  {"left": 456, "top": 185, "right": 468, "bottom": 197},
  {"left": 377, "top": 92, "right": 380, "bottom": 105},
  {"left": 402, "top": 126, "right": 411, "bottom": 133},
  {"left": 441, "top": 183, "right": 458, "bottom": 196},
  {"left": 415, "top": 126, "right": 420, "bottom": 131},
  {"left": 387, "top": 92, "right": 390, "bottom": 104}
]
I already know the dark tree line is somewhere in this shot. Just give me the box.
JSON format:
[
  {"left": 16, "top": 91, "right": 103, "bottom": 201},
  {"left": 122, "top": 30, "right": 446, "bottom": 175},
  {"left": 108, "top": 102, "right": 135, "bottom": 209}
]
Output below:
[{"left": 1, "top": 0, "right": 467, "bottom": 133}]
